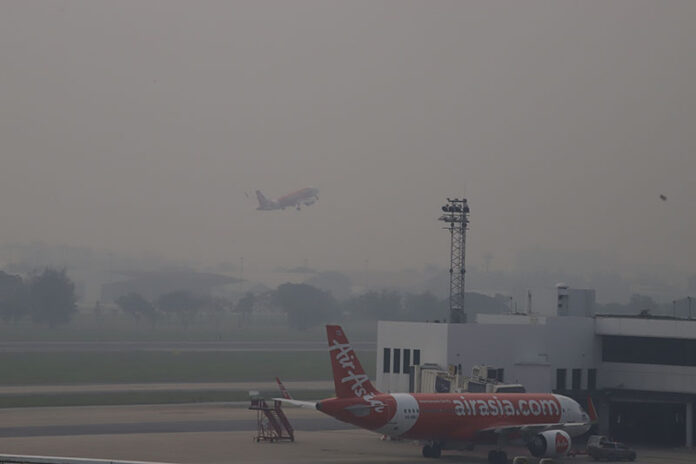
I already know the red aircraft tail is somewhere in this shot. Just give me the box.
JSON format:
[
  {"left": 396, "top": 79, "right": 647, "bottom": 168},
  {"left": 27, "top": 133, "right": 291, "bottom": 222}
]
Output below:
[
  {"left": 326, "top": 325, "right": 380, "bottom": 399},
  {"left": 587, "top": 396, "right": 599, "bottom": 423},
  {"left": 255, "top": 190, "right": 276, "bottom": 210},
  {"left": 276, "top": 377, "right": 292, "bottom": 400}
]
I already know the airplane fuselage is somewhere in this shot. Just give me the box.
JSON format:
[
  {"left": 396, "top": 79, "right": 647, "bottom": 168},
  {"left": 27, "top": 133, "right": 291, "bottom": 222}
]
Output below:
[
  {"left": 256, "top": 187, "right": 319, "bottom": 210},
  {"left": 276, "top": 187, "right": 318, "bottom": 209},
  {"left": 318, "top": 392, "right": 588, "bottom": 443}
]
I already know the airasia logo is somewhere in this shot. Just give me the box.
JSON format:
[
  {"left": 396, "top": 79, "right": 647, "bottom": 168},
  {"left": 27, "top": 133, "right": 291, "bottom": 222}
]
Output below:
[
  {"left": 452, "top": 396, "right": 560, "bottom": 417},
  {"left": 329, "top": 338, "right": 385, "bottom": 413},
  {"left": 555, "top": 432, "right": 569, "bottom": 454}
]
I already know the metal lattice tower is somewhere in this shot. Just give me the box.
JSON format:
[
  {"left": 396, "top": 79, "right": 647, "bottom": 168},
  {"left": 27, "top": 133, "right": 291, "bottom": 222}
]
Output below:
[{"left": 438, "top": 198, "right": 470, "bottom": 323}]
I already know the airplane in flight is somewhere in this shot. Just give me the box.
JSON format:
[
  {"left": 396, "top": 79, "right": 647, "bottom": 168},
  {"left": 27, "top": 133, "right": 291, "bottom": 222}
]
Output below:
[
  {"left": 255, "top": 187, "right": 319, "bottom": 211},
  {"left": 277, "top": 325, "right": 597, "bottom": 464}
]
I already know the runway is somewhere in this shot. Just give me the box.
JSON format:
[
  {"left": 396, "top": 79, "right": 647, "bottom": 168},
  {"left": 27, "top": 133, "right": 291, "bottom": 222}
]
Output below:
[{"left": 0, "top": 403, "right": 692, "bottom": 464}]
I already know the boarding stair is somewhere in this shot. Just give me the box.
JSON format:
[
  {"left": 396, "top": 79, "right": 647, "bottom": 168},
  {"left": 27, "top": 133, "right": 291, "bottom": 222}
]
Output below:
[{"left": 249, "top": 398, "right": 294, "bottom": 442}]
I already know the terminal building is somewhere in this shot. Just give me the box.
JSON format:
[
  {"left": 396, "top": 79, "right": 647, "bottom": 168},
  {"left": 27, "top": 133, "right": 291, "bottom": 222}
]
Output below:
[{"left": 376, "top": 286, "right": 696, "bottom": 447}]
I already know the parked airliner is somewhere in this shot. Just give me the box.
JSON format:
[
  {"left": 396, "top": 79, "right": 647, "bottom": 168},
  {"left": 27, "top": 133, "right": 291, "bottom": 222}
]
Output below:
[
  {"left": 256, "top": 187, "right": 319, "bottom": 211},
  {"left": 277, "top": 325, "right": 597, "bottom": 464}
]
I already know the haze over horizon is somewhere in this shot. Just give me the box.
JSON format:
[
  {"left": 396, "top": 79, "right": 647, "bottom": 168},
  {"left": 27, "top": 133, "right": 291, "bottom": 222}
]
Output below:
[{"left": 2, "top": 1, "right": 695, "bottom": 283}]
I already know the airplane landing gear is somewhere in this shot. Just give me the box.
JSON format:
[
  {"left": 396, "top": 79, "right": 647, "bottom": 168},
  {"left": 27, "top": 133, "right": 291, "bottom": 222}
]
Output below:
[
  {"left": 422, "top": 442, "right": 442, "bottom": 458},
  {"left": 487, "top": 449, "right": 508, "bottom": 464}
]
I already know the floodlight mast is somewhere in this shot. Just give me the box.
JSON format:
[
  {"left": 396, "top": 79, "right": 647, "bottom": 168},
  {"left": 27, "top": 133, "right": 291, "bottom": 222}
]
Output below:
[{"left": 438, "top": 198, "right": 470, "bottom": 324}]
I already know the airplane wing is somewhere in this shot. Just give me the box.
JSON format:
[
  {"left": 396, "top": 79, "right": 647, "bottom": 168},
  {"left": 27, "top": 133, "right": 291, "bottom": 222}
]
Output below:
[
  {"left": 342, "top": 402, "right": 388, "bottom": 417},
  {"left": 272, "top": 397, "right": 318, "bottom": 409}
]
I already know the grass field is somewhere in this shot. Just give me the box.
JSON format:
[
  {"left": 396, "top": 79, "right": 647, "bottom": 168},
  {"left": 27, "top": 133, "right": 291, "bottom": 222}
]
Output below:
[
  {"left": 0, "top": 320, "right": 377, "bottom": 407},
  {"left": 0, "top": 389, "right": 336, "bottom": 409},
  {"left": 0, "top": 351, "right": 376, "bottom": 385}
]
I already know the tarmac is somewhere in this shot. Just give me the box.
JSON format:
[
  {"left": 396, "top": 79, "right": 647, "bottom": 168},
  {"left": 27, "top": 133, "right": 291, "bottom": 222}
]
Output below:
[{"left": 0, "top": 403, "right": 693, "bottom": 464}]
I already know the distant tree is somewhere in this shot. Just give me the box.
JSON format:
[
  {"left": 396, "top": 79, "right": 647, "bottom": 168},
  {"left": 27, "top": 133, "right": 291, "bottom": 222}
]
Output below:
[
  {"left": 403, "top": 291, "right": 446, "bottom": 321},
  {"left": 28, "top": 268, "right": 77, "bottom": 327},
  {"left": 199, "top": 296, "right": 230, "bottom": 325},
  {"left": 464, "top": 292, "right": 511, "bottom": 316},
  {"left": 116, "top": 292, "right": 159, "bottom": 328},
  {"left": 596, "top": 302, "right": 629, "bottom": 315},
  {"left": 344, "top": 290, "right": 402, "bottom": 320},
  {"left": 0, "top": 271, "right": 29, "bottom": 323},
  {"left": 156, "top": 290, "right": 205, "bottom": 327},
  {"left": 305, "top": 271, "right": 353, "bottom": 300},
  {"left": 628, "top": 294, "right": 657, "bottom": 314},
  {"left": 272, "top": 283, "right": 336, "bottom": 330},
  {"left": 234, "top": 292, "right": 256, "bottom": 327}
]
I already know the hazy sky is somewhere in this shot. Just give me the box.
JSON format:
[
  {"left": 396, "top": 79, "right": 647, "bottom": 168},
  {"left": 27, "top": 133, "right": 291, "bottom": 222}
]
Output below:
[{"left": 1, "top": 1, "right": 695, "bottom": 278}]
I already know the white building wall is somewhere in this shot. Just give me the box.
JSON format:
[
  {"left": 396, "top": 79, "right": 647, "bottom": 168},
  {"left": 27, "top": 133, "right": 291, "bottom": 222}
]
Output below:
[
  {"left": 596, "top": 317, "right": 696, "bottom": 339},
  {"left": 511, "top": 364, "right": 552, "bottom": 393},
  {"left": 596, "top": 318, "right": 696, "bottom": 394},
  {"left": 529, "top": 286, "right": 595, "bottom": 317},
  {"left": 599, "top": 363, "right": 696, "bottom": 394},
  {"left": 528, "top": 288, "right": 558, "bottom": 316},
  {"left": 377, "top": 316, "right": 696, "bottom": 396},
  {"left": 377, "top": 321, "right": 449, "bottom": 393},
  {"left": 445, "top": 323, "right": 550, "bottom": 392},
  {"left": 377, "top": 317, "right": 597, "bottom": 393},
  {"left": 545, "top": 317, "right": 598, "bottom": 370},
  {"left": 475, "top": 314, "right": 548, "bottom": 325}
]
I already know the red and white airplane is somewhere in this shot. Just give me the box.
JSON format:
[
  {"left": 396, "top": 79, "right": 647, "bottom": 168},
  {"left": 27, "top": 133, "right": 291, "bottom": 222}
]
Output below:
[
  {"left": 277, "top": 325, "right": 597, "bottom": 464},
  {"left": 255, "top": 187, "right": 319, "bottom": 211}
]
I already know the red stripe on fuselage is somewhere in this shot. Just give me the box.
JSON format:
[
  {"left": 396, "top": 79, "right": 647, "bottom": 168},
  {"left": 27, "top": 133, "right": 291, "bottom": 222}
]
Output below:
[
  {"left": 407, "top": 393, "right": 562, "bottom": 441},
  {"left": 319, "top": 392, "right": 562, "bottom": 442}
]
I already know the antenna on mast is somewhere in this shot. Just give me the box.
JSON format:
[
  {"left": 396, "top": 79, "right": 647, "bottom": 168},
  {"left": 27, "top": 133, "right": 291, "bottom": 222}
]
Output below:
[{"left": 438, "top": 198, "right": 470, "bottom": 323}]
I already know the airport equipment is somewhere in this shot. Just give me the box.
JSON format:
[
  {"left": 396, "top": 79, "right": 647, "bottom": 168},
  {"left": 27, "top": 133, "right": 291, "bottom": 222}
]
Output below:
[
  {"left": 587, "top": 435, "right": 636, "bottom": 461},
  {"left": 414, "top": 363, "right": 525, "bottom": 394},
  {"left": 438, "top": 198, "right": 470, "bottom": 323},
  {"left": 249, "top": 397, "right": 294, "bottom": 442}
]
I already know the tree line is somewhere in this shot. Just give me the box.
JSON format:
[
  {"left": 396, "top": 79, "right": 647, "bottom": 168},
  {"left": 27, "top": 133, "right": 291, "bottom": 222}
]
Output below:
[
  {"left": 0, "top": 269, "right": 77, "bottom": 327},
  {"left": 115, "top": 285, "right": 689, "bottom": 330},
  {"left": 115, "top": 290, "right": 233, "bottom": 328},
  {"left": 0, "top": 269, "right": 498, "bottom": 330},
  {"left": 11, "top": 269, "right": 669, "bottom": 331},
  {"left": 113, "top": 283, "right": 452, "bottom": 331}
]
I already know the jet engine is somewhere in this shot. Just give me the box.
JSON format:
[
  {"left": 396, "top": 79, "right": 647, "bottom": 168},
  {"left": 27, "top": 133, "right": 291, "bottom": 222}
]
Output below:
[{"left": 527, "top": 430, "right": 571, "bottom": 458}]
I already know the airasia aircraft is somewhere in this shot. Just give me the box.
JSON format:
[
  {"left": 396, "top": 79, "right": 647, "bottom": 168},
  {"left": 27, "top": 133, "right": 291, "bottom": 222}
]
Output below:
[
  {"left": 277, "top": 325, "right": 597, "bottom": 464},
  {"left": 255, "top": 187, "right": 319, "bottom": 211}
]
